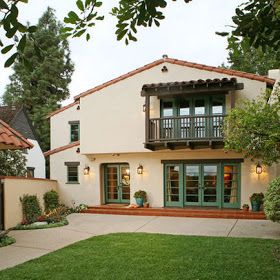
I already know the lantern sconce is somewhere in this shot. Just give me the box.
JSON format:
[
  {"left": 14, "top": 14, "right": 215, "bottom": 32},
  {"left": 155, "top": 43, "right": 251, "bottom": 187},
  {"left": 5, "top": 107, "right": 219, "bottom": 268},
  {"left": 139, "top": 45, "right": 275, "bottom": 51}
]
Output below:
[
  {"left": 137, "top": 164, "right": 143, "bottom": 175},
  {"left": 125, "top": 168, "right": 130, "bottom": 175},
  {"left": 256, "top": 162, "right": 262, "bottom": 175},
  {"left": 77, "top": 105, "right": 80, "bottom": 110},
  {"left": 142, "top": 104, "right": 146, "bottom": 112},
  {"left": 76, "top": 147, "right": 80, "bottom": 153},
  {"left": 84, "top": 166, "right": 90, "bottom": 175}
]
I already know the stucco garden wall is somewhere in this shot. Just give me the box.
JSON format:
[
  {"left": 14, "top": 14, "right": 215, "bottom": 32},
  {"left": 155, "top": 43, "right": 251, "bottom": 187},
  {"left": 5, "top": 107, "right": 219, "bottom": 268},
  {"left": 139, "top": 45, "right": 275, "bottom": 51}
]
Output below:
[{"left": 2, "top": 177, "right": 58, "bottom": 229}]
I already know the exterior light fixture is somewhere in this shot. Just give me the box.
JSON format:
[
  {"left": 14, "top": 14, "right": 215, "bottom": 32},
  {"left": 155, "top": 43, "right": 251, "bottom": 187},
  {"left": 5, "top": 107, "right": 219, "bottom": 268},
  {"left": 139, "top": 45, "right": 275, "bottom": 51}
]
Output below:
[
  {"left": 256, "top": 162, "right": 262, "bottom": 175},
  {"left": 125, "top": 168, "right": 130, "bottom": 175},
  {"left": 143, "top": 104, "right": 146, "bottom": 112},
  {"left": 84, "top": 166, "right": 90, "bottom": 175},
  {"left": 76, "top": 147, "right": 80, "bottom": 153},
  {"left": 77, "top": 105, "right": 80, "bottom": 110},
  {"left": 137, "top": 164, "right": 143, "bottom": 175}
]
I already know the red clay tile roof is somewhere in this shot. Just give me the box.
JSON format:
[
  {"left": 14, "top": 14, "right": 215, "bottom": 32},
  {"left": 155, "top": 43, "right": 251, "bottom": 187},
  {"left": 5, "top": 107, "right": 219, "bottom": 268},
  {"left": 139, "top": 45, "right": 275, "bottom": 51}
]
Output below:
[
  {"left": 47, "top": 101, "right": 79, "bottom": 119},
  {"left": 73, "top": 57, "right": 275, "bottom": 101},
  {"left": 44, "top": 141, "right": 80, "bottom": 157},
  {"left": 0, "top": 119, "right": 33, "bottom": 149},
  {"left": 48, "top": 57, "right": 276, "bottom": 119}
]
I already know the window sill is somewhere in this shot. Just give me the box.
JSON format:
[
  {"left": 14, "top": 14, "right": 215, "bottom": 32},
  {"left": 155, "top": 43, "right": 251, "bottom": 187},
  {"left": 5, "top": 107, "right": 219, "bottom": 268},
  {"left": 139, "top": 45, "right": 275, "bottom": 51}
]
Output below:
[{"left": 66, "top": 182, "right": 80, "bottom": 185}]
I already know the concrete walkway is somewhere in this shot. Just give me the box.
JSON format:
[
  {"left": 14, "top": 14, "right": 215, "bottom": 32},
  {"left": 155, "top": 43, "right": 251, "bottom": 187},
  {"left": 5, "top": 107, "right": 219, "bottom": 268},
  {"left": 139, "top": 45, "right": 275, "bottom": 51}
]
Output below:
[{"left": 0, "top": 213, "right": 280, "bottom": 271}]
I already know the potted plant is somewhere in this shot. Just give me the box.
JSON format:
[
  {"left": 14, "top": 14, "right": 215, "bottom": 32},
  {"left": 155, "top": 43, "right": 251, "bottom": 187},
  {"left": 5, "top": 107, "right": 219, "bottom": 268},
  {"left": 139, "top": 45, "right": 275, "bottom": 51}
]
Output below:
[
  {"left": 250, "top": 192, "right": 264, "bottom": 212},
  {"left": 134, "top": 190, "right": 147, "bottom": 207},
  {"left": 242, "top": 204, "right": 249, "bottom": 211}
]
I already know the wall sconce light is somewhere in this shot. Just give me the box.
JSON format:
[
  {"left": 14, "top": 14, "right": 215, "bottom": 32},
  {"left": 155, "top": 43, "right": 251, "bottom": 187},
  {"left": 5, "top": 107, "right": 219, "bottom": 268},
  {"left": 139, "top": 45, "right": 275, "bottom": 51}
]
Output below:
[
  {"left": 84, "top": 166, "right": 90, "bottom": 175},
  {"left": 137, "top": 164, "right": 143, "bottom": 175},
  {"left": 256, "top": 162, "right": 262, "bottom": 175},
  {"left": 76, "top": 147, "right": 80, "bottom": 153},
  {"left": 77, "top": 105, "right": 80, "bottom": 110},
  {"left": 125, "top": 168, "right": 130, "bottom": 175},
  {"left": 142, "top": 104, "right": 146, "bottom": 112}
]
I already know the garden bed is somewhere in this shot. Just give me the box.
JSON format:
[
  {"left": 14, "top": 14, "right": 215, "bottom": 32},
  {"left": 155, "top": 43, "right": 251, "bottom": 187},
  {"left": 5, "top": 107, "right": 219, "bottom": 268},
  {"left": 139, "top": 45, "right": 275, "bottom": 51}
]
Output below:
[
  {"left": 0, "top": 235, "right": 15, "bottom": 248},
  {"left": 13, "top": 218, "right": 68, "bottom": 230}
]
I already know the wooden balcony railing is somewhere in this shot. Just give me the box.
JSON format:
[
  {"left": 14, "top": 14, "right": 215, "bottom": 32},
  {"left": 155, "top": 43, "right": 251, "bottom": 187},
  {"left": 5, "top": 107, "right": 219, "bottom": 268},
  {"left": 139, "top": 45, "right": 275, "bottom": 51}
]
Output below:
[{"left": 147, "top": 115, "right": 225, "bottom": 142}]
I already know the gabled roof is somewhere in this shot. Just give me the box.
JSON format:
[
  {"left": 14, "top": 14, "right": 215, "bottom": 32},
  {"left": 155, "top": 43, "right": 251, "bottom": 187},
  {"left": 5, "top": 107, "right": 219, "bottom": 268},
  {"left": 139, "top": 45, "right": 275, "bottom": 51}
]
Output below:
[
  {"left": 0, "top": 119, "right": 33, "bottom": 149},
  {"left": 48, "top": 57, "right": 276, "bottom": 119},
  {"left": 44, "top": 141, "right": 80, "bottom": 157},
  {"left": 74, "top": 57, "right": 275, "bottom": 101},
  {"left": 0, "top": 105, "right": 37, "bottom": 140}
]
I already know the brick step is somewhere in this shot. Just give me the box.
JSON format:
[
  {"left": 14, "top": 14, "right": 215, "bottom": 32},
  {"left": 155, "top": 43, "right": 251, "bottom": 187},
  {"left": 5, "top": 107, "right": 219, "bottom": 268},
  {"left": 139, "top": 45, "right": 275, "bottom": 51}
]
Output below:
[{"left": 83, "top": 207, "right": 266, "bottom": 220}]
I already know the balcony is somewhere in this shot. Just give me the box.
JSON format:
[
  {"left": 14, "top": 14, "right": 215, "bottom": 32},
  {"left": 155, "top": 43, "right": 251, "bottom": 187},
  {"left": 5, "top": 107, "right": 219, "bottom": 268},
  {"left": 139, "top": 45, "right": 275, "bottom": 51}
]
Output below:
[{"left": 145, "top": 115, "right": 225, "bottom": 150}]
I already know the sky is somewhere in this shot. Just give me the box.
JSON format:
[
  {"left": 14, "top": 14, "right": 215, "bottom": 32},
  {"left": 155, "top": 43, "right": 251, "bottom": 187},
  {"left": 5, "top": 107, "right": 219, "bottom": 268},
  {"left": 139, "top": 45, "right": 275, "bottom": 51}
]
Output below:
[{"left": 0, "top": 0, "right": 244, "bottom": 105}]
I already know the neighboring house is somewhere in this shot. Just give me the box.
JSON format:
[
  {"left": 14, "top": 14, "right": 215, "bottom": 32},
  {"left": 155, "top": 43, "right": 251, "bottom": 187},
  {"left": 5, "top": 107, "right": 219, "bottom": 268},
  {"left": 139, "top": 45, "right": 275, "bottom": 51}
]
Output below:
[
  {"left": 45, "top": 57, "right": 280, "bottom": 208},
  {"left": 0, "top": 106, "right": 45, "bottom": 178},
  {"left": 0, "top": 118, "right": 33, "bottom": 150}
]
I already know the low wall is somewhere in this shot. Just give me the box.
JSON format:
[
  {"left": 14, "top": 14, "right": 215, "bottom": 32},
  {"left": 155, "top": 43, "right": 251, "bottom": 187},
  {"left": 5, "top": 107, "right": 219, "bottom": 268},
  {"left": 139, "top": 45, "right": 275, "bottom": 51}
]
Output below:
[{"left": 1, "top": 177, "right": 58, "bottom": 229}]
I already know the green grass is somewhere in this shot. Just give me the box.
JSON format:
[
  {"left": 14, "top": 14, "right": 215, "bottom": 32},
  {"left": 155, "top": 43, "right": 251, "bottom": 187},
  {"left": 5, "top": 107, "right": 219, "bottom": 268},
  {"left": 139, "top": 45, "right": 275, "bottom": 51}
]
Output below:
[
  {"left": 0, "top": 236, "right": 15, "bottom": 248},
  {"left": 0, "top": 233, "right": 279, "bottom": 280},
  {"left": 13, "top": 219, "right": 68, "bottom": 230}
]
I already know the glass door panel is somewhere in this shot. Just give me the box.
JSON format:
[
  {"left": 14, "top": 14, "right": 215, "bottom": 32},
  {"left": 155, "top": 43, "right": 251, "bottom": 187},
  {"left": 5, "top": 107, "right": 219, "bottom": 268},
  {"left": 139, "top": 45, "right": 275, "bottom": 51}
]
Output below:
[
  {"left": 105, "top": 164, "right": 130, "bottom": 203},
  {"left": 179, "top": 100, "right": 190, "bottom": 139},
  {"left": 202, "top": 165, "right": 218, "bottom": 205},
  {"left": 194, "top": 99, "right": 206, "bottom": 138},
  {"left": 165, "top": 165, "right": 182, "bottom": 206},
  {"left": 162, "top": 101, "right": 174, "bottom": 139},
  {"left": 120, "top": 165, "right": 130, "bottom": 202},
  {"left": 105, "top": 166, "right": 119, "bottom": 202},
  {"left": 185, "top": 165, "right": 200, "bottom": 205},
  {"left": 223, "top": 165, "right": 239, "bottom": 205},
  {"left": 211, "top": 97, "right": 224, "bottom": 138}
]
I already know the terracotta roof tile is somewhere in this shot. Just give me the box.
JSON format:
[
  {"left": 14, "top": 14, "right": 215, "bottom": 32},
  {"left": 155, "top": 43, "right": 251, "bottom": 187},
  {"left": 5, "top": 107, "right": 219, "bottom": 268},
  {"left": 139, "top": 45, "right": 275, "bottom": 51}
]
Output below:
[
  {"left": 48, "top": 57, "right": 276, "bottom": 118},
  {"left": 44, "top": 141, "right": 80, "bottom": 157},
  {"left": 47, "top": 101, "right": 80, "bottom": 119},
  {"left": 0, "top": 119, "right": 33, "bottom": 149},
  {"left": 72, "top": 57, "right": 275, "bottom": 101}
]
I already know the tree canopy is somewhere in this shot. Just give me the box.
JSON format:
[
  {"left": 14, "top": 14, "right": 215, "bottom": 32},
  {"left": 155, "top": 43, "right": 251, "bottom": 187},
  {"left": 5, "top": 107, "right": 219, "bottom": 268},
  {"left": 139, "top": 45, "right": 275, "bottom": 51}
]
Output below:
[
  {"left": 2, "top": 7, "right": 74, "bottom": 151},
  {"left": 224, "top": 89, "right": 280, "bottom": 166},
  {"left": 218, "top": 0, "right": 280, "bottom": 51},
  {"left": 0, "top": 149, "right": 26, "bottom": 176}
]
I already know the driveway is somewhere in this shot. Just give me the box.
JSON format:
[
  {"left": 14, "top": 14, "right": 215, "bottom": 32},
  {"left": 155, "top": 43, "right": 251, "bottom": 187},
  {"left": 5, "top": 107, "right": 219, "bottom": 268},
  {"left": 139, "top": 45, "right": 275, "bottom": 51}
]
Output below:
[{"left": 0, "top": 213, "right": 280, "bottom": 271}]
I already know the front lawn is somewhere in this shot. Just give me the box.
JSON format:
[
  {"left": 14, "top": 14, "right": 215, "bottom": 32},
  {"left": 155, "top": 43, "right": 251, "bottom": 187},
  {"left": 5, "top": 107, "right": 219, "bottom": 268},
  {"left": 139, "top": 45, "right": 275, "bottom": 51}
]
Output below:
[{"left": 0, "top": 233, "right": 279, "bottom": 280}]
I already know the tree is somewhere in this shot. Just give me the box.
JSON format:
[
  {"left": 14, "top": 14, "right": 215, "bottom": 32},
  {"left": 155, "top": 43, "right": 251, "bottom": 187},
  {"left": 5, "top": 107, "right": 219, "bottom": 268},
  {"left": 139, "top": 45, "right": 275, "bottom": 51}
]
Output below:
[
  {"left": 227, "top": 38, "right": 280, "bottom": 76},
  {"left": 218, "top": 0, "right": 280, "bottom": 51},
  {"left": 0, "top": 150, "right": 27, "bottom": 176},
  {"left": 224, "top": 89, "right": 280, "bottom": 166},
  {"left": 2, "top": 7, "right": 74, "bottom": 151},
  {"left": 0, "top": 0, "right": 193, "bottom": 66}
]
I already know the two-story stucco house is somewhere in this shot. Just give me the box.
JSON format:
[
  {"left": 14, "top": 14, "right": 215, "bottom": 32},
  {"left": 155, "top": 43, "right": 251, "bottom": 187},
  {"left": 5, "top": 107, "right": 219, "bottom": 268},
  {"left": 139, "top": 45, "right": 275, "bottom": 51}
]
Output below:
[{"left": 45, "top": 57, "right": 280, "bottom": 209}]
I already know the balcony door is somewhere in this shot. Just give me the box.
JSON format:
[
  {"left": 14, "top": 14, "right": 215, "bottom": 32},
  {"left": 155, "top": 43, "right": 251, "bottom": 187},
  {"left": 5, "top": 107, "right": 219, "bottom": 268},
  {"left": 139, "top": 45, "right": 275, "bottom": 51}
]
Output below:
[
  {"left": 104, "top": 164, "right": 130, "bottom": 204},
  {"left": 160, "top": 96, "right": 224, "bottom": 140}
]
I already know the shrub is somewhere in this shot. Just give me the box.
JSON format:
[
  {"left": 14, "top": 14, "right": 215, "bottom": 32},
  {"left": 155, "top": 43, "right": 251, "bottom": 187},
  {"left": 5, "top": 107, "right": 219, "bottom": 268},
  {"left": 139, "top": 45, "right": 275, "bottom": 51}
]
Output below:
[
  {"left": 264, "top": 176, "right": 280, "bottom": 223},
  {"left": 43, "top": 190, "right": 59, "bottom": 211},
  {"left": 250, "top": 192, "right": 264, "bottom": 204},
  {"left": 45, "top": 205, "right": 69, "bottom": 223},
  {"left": 20, "top": 194, "right": 42, "bottom": 224}
]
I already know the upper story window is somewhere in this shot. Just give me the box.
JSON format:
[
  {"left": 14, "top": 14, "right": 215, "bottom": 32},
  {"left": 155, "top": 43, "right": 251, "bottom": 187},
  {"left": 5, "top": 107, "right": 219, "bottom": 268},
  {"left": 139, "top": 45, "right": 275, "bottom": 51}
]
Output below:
[{"left": 69, "top": 121, "right": 80, "bottom": 142}]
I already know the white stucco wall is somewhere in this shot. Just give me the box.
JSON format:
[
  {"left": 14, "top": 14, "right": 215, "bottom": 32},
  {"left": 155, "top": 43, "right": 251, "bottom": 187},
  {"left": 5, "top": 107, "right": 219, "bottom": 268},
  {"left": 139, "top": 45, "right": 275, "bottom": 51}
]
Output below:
[
  {"left": 50, "top": 104, "right": 80, "bottom": 150},
  {"left": 48, "top": 61, "right": 278, "bottom": 209},
  {"left": 50, "top": 147, "right": 279, "bottom": 208},
  {"left": 25, "top": 139, "right": 46, "bottom": 178},
  {"left": 79, "top": 62, "right": 266, "bottom": 154}
]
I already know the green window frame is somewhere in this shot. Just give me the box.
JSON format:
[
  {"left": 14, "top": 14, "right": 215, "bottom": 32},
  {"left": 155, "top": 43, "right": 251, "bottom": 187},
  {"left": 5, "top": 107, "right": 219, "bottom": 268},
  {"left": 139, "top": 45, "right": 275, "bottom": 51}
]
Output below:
[
  {"left": 163, "top": 160, "right": 241, "bottom": 209},
  {"left": 65, "top": 162, "right": 80, "bottom": 184},
  {"left": 69, "top": 121, "right": 80, "bottom": 143}
]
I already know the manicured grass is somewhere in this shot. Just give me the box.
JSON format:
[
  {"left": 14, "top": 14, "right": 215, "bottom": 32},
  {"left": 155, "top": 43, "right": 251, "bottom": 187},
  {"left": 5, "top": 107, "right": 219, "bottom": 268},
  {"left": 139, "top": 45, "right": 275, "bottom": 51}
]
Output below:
[{"left": 0, "top": 233, "right": 279, "bottom": 280}]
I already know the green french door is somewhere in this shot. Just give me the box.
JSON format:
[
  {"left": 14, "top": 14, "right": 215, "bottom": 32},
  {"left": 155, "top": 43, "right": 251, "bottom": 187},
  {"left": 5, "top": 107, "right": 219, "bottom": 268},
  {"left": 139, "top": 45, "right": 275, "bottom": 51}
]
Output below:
[
  {"left": 104, "top": 164, "right": 130, "bottom": 203},
  {"left": 165, "top": 164, "right": 220, "bottom": 207}
]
